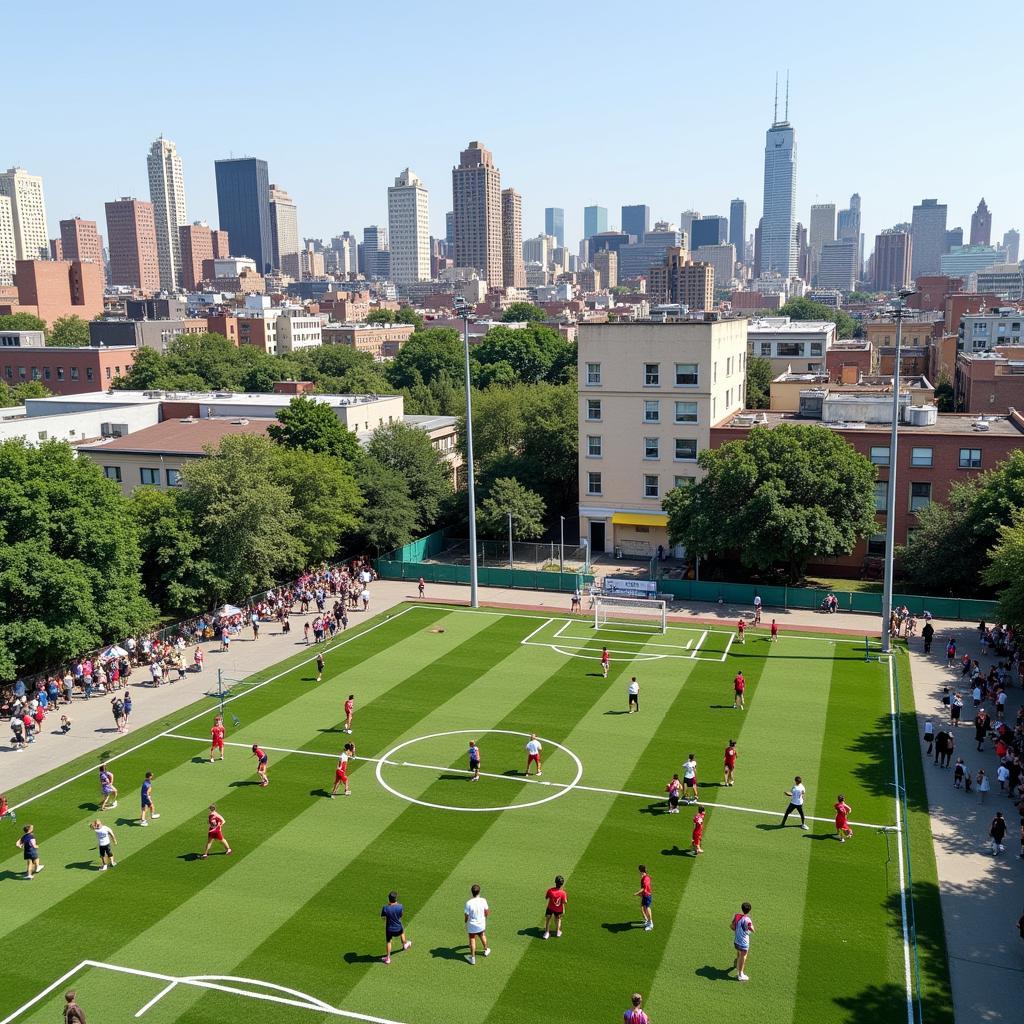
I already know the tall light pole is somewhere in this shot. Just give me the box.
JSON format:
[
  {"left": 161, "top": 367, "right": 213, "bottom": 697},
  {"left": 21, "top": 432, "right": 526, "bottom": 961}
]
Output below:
[
  {"left": 880, "top": 288, "right": 916, "bottom": 653},
  {"left": 559, "top": 515, "right": 565, "bottom": 576},
  {"left": 455, "top": 297, "right": 479, "bottom": 608},
  {"left": 508, "top": 511, "right": 513, "bottom": 570}
]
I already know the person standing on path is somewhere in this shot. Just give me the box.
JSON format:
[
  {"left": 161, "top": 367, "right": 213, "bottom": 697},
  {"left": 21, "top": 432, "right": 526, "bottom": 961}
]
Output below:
[
  {"left": 922, "top": 620, "right": 934, "bottom": 653},
  {"left": 635, "top": 865, "right": 653, "bottom": 931},
  {"left": 63, "top": 991, "right": 86, "bottom": 1024},
  {"left": 464, "top": 883, "right": 491, "bottom": 964},
  {"left": 753, "top": 593, "right": 762, "bottom": 625},
  {"left": 418, "top": 577, "right": 425, "bottom": 598},
  {"left": 15, "top": 824, "right": 42, "bottom": 879},
  {"left": 975, "top": 709, "right": 990, "bottom": 752},
  {"left": 628, "top": 677, "right": 640, "bottom": 713},
  {"left": 950, "top": 692, "right": 963, "bottom": 728},
  {"left": 91, "top": 820, "right": 116, "bottom": 869},
  {"left": 623, "top": 994, "right": 649, "bottom": 1024},
  {"left": 731, "top": 902, "right": 754, "bottom": 981},
  {"left": 381, "top": 891, "right": 412, "bottom": 964},
  {"left": 990, "top": 811, "right": 1007, "bottom": 854},
  {"left": 781, "top": 776, "right": 810, "bottom": 829},
  {"left": 923, "top": 719, "right": 935, "bottom": 757},
  {"left": 978, "top": 769, "right": 991, "bottom": 802},
  {"left": 942, "top": 730, "right": 955, "bottom": 769}
]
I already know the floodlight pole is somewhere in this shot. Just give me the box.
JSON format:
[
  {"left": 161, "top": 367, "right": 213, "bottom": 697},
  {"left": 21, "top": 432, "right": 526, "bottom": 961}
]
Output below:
[
  {"left": 880, "top": 289, "right": 915, "bottom": 653},
  {"left": 560, "top": 515, "right": 565, "bottom": 575},
  {"left": 457, "top": 300, "right": 479, "bottom": 608},
  {"left": 508, "top": 511, "right": 513, "bottom": 570}
]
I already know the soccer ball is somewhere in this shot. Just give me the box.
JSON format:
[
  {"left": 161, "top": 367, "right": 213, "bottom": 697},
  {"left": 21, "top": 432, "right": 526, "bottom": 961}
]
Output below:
[{"left": 718, "top": 598, "right": 724, "bottom": 604}]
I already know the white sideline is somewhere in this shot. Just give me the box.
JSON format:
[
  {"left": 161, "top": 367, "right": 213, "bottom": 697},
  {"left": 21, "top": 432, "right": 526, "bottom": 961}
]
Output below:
[{"left": 160, "top": 732, "right": 893, "bottom": 829}]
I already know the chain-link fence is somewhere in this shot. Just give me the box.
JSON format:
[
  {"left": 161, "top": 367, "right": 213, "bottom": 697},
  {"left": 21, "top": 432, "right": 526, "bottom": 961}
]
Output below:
[{"left": 428, "top": 537, "right": 590, "bottom": 573}]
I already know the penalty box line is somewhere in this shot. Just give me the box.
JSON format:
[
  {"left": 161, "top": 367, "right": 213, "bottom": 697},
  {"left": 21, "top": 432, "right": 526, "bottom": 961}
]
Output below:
[{"left": 161, "top": 733, "right": 892, "bottom": 831}]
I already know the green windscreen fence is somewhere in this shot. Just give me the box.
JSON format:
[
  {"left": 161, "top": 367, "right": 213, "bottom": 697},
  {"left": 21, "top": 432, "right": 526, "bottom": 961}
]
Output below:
[{"left": 375, "top": 558, "right": 591, "bottom": 593}]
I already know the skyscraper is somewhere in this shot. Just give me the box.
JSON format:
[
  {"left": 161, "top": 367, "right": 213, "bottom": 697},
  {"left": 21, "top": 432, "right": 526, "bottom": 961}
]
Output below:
[
  {"left": 331, "top": 232, "right": 359, "bottom": 276},
  {"left": 911, "top": 199, "right": 948, "bottom": 280},
  {"left": 621, "top": 205, "right": 650, "bottom": 241},
  {"left": 361, "top": 225, "right": 390, "bottom": 279},
  {"left": 545, "top": 207, "right": 565, "bottom": 248},
  {"left": 837, "top": 194, "right": 861, "bottom": 241},
  {"left": 816, "top": 238, "right": 857, "bottom": 292},
  {"left": 501, "top": 188, "right": 525, "bottom": 288},
  {"left": 0, "top": 167, "right": 49, "bottom": 261},
  {"left": 0, "top": 197, "right": 15, "bottom": 285},
  {"left": 1002, "top": 229, "right": 1020, "bottom": 265},
  {"left": 760, "top": 85, "right": 798, "bottom": 278},
  {"left": 690, "top": 216, "right": 728, "bottom": 249},
  {"left": 873, "top": 229, "right": 912, "bottom": 292},
  {"left": 729, "top": 200, "right": 746, "bottom": 261},
  {"left": 268, "top": 184, "right": 300, "bottom": 272},
  {"left": 146, "top": 138, "right": 187, "bottom": 290},
  {"left": 970, "top": 199, "right": 992, "bottom": 246},
  {"left": 178, "top": 222, "right": 215, "bottom": 291},
  {"left": 214, "top": 158, "right": 273, "bottom": 274},
  {"left": 388, "top": 168, "right": 431, "bottom": 286},
  {"left": 678, "top": 210, "right": 701, "bottom": 248},
  {"left": 808, "top": 203, "right": 836, "bottom": 283},
  {"left": 59, "top": 218, "right": 104, "bottom": 280},
  {"left": 583, "top": 206, "right": 608, "bottom": 240},
  {"left": 452, "top": 141, "right": 503, "bottom": 287},
  {"left": 945, "top": 227, "right": 963, "bottom": 253},
  {"left": 647, "top": 247, "right": 713, "bottom": 309},
  {"left": 104, "top": 197, "right": 160, "bottom": 291}
]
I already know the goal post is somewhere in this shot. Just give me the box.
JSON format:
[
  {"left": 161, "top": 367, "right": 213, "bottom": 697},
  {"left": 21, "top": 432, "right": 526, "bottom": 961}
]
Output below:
[{"left": 594, "top": 595, "right": 668, "bottom": 634}]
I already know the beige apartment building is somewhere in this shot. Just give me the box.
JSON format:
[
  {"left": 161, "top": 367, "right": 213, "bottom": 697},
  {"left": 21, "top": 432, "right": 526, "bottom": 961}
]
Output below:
[{"left": 577, "top": 317, "right": 748, "bottom": 558}]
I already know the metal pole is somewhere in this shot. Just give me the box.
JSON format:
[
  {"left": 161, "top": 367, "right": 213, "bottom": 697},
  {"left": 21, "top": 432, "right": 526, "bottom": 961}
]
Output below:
[
  {"left": 217, "top": 668, "right": 224, "bottom": 717},
  {"left": 881, "top": 290, "right": 914, "bottom": 653},
  {"left": 508, "top": 511, "right": 513, "bottom": 570},
  {"left": 560, "top": 515, "right": 565, "bottom": 575},
  {"left": 462, "top": 312, "right": 479, "bottom": 608}
]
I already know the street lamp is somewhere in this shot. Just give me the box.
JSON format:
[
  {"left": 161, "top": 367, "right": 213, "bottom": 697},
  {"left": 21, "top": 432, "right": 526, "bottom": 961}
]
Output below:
[
  {"left": 454, "top": 296, "right": 479, "bottom": 608},
  {"left": 880, "top": 288, "right": 917, "bottom": 653}
]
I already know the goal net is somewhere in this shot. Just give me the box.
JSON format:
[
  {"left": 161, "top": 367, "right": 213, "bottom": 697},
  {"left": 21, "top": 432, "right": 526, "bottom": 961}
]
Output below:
[{"left": 594, "top": 595, "right": 668, "bottom": 634}]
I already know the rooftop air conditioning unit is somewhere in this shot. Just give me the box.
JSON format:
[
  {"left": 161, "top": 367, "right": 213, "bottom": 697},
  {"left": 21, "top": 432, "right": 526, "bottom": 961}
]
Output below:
[
  {"left": 973, "top": 421, "right": 991, "bottom": 431},
  {"left": 230, "top": 418, "right": 249, "bottom": 425}
]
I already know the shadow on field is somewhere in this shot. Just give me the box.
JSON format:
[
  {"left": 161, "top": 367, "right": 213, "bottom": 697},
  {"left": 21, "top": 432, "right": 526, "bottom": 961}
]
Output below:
[
  {"left": 309, "top": 788, "right": 332, "bottom": 799},
  {"left": 639, "top": 803, "right": 669, "bottom": 816},
  {"left": 429, "top": 945, "right": 468, "bottom": 961},
  {"left": 755, "top": 823, "right": 785, "bottom": 832},
  {"left": 343, "top": 952, "right": 381, "bottom": 965},
  {"left": 64, "top": 861, "right": 94, "bottom": 871},
  {"left": 695, "top": 964, "right": 733, "bottom": 982},
  {"left": 848, "top": 711, "right": 929, "bottom": 813},
  {"left": 601, "top": 921, "right": 640, "bottom": 934},
  {"left": 517, "top": 927, "right": 546, "bottom": 939},
  {"left": 190, "top": 756, "right": 210, "bottom": 764},
  {"left": 229, "top": 780, "right": 260, "bottom": 788},
  {"left": 661, "top": 845, "right": 690, "bottom": 857},
  {"left": 0, "top": 870, "right": 26, "bottom": 880},
  {"left": 833, "top": 981, "right": 951, "bottom": 1024},
  {"left": 78, "top": 803, "right": 100, "bottom": 812},
  {"left": 604, "top": 710, "right": 631, "bottom": 716},
  {"left": 177, "top": 852, "right": 202, "bottom": 862}
]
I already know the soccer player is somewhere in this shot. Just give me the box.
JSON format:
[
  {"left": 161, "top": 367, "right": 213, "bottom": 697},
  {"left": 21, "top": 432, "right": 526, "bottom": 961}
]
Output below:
[
  {"left": 635, "top": 865, "right": 653, "bottom": 931},
  {"left": 624, "top": 993, "right": 649, "bottom": 1024},
  {"left": 139, "top": 772, "right": 161, "bottom": 826},
  {"left": 723, "top": 740, "right": 738, "bottom": 786},
  {"left": 381, "top": 890, "right": 412, "bottom": 963},
  {"left": 418, "top": 577, "right": 425, "bottom": 598},
  {"left": 733, "top": 671, "right": 746, "bottom": 710},
  {"left": 692, "top": 805, "right": 706, "bottom": 855},
  {"left": 753, "top": 593, "right": 762, "bottom": 625},
  {"left": 732, "top": 901, "right": 755, "bottom": 981},
  {"left": 252, "top": 744, "right": 269, "bottom": 787},
  {"left": 542, "top": 875, "right": 567, "bottom": 939},
  {"left": 525, "top": 734, "right": 543, "bottom": 776},
  {"left": 665, "top": 773, "right": 681, "bottom": 813},
  {"left": 316, "top": 653, "right": 325, "bottom": 683},
  {"left": 834, "top": 794, "right": 853, "bottom": 843},
  {"left": 601, "top": 646, "right": 610, "bottom": 678},
  {"left": 769, "top": 619, "right": 779, "bottom": 642},
  {"left": 468, "top": 740, "right": 481, "bottom": 781},
  {"left": 210, "top": 716, "right": 225, "bottom": 762},
  {"left": 782, "top": 775, "right": 810, "bottom": 829},
  {"left": 682, "top": 754, "right": 699, "bottom": 804},
  {"left": 0, "top": 793, "right": 8, "bottom": 821},
  {"left": 343, "top": 694, "right": 355, "bottom": 734},
  {"left": 736, "top": 618, "right": 746, "bottom": 644},
  {"left": 15, "top": 824, "right": 42, "bottom": 879},
  {"left": 331, "top": 743, "right": 355, "bottom": 797},
  {"left": 464, "top": 883, "right": 491, "bottom": 964},
  {"left": 98, "top": 765, "right": 117, "bottom": 810},
  {"left": 628, "top": 677, "right": 640, "bottom": 713},
  {"left": 91, "top": 819, "right": 117, "bottom": 869},
  {"left": 200, "top": 804, "right": 232, "bottom": 858}
]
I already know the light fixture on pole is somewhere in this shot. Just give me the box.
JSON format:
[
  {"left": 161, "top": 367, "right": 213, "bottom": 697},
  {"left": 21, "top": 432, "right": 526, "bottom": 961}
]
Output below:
[
  {"left": 880, "top": 288, "right": 916, "bottom": 653},
  {"left": 455, "top": 296, "right": 479, "bottom": 608}
]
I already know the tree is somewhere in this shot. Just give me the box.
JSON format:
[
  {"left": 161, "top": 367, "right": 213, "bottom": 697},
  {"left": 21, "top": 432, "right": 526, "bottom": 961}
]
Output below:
[
  {"left": 267, "top": 395, "right": 362, "bottom": 463},
  {"left": 0, "top": 381, "right": 50, "bottom": 408},
  {"left": 847, "top": 291, "right": 876, "bottom": 303},
  {"left": 984, "top": 511, "right": 1024, "bottom": 629},
  {"left": 48, "top": 315, "right": 91, "bottom": 347},
  {"left": 0, "top": 313, "right": 47, "bottom": 336},
  {"left": 500, "top": 302, "right": 546, "bottom": 323},
  {"left": 779, "top": 297, "right": 857, "bottom": 339},
  {"left": 0, "top": 440, "right": 154, "bottom": 679},
  {"left": 365, "top": 420, "right": 452, "bottom": 530},
  {"left": 473, "top": 324, "right": 572, "bottom": 384},
  {"left": 358, "top": 459, "right": 419, "bottom": 553},
  {"left": 746, "top": 355, "right": 774, "bottom": 410},
  {"left": 664, "top": 424, "right": 877, "bottom": 581},
  {"left": 387, "top": 328, "right": 463, "bottom": 389},
  {"left": 395, "top": 307, "right": 425, "bottom": 329},
  {"left": 479, "top": 477, "right": 546, "bottom": 539},
  {"left": 934, "top": 374, "right": 954, "bottom": 412},
  {"left": 365, "top": 308, "right": 396, "bottom": 324}
]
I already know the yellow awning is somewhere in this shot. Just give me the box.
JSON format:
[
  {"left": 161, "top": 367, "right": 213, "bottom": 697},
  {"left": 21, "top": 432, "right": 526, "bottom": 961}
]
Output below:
[{"left": 611, "top": 512, "right": 669, "bottom": 527}]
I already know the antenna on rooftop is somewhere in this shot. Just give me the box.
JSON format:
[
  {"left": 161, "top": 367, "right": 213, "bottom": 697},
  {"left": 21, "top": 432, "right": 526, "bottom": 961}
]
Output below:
[{"left": 785, "top": 71, "right": 790, "bottom": 121}]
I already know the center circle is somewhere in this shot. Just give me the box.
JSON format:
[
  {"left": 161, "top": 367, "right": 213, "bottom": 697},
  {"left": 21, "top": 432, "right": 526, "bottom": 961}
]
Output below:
[{"left": 374, "top": 729, "right": 584, "bottom": 813}]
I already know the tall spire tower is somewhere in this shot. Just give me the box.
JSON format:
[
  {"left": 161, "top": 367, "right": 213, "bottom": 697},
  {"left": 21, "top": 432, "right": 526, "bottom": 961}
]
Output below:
[{"left": 761, "top": 75, "right": 798, "bottom": 277}]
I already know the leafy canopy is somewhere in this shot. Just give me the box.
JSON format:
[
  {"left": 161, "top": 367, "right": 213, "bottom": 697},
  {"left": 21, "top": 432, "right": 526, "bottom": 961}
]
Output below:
[
  {"left": 479, "top": 477, "right": 547, "bottom": 539},
  {"left": 387, "top": 328, "right": 463, "bottom": 390},
  {"left": 779, "top": 297, "right": 857, "bottom": 339},
  {"left": 267, "top": 394, "right": 362, "bottom": 464},
  {"left": 48, "top": 315, "right": 91, "bottom": 347},
  {"left": 745, "top": 355, "right": 773, "bottom": 410},
  {"left": 500, "top": 302, "right": 547, "bottom": 323}
]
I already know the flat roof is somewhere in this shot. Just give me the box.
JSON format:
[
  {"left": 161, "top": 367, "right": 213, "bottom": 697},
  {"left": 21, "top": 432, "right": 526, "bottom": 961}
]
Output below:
[
  {"left": 717, "top": 410, "right": 1024, "bottom": 437},
  {"left": 747, "top": 321, "right": 835, "bottom": 333},
  {"left": 78, "top": 417, "right": 276, "bottom": 455}
]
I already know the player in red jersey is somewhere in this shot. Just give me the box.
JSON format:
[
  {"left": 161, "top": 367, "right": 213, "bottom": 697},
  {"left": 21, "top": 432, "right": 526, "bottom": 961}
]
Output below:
[
  {"left": 834, "top": 794, "right": 853, "bottom": 843},
  {"left": 251, "top": 744, "right": 269, "bottom": 787},
  {"left": 736, "top": 618, "right": 746, "bottom": 644},
  {"left": 691, "top": 805, "right": 706, "bottom": 855},
  {"left": 209, "top": 716, "right": 225, "bottom": 762},
  {"left": 723, "top": 740, "right": 737, "bottom": 786},
  {"left": 331, "top": 742, "right": 355, "bottom": 798},
  {"left": 343, "top": 694, "right": 355, "bottom": 734},
  {"left": 769, "top": 618, "right": 779, "bottom": 642},
  {"left": 542, "top": 874, "right": 568, "bottom": 939},
  {"left": 601, "top": 647, "right": 610, "bottom": 679},
  {"left": 733, "top": 671, "right": 746, "bottom": 710},
  {"left": 200, "top": 804, "right": 232, "bottom": 858},
  {"left": 635, "top": 865, "right": 653, "bottom": 931}
]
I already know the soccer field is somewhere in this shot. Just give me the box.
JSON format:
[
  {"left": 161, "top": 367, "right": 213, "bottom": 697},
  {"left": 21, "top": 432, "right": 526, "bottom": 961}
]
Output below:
[{"left": 0, "top": 604, "right": 951, "bottom": 1024}]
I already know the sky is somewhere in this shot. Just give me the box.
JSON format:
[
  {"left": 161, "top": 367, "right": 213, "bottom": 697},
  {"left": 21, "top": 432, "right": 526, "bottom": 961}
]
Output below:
[{"left": 7, "top": 0, "right": 1024, "bottom": 260}]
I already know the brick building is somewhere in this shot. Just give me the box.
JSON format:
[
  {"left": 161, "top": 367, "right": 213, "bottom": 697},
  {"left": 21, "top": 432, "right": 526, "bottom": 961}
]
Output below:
[
  {"left": 954, "top": 350, "right": 1024, "bottom": 412},
  {"left": 321, "top": 322, "right": 414, "bottom": 359},
  {"left": 105, "top": 198, "right": 160, "bottom": 291},
  {"left": 0, "top": 259, "right": 105, "bottom": 323},
  {"left": 1, "top": 344, "right": 136, "bottom": 394}
]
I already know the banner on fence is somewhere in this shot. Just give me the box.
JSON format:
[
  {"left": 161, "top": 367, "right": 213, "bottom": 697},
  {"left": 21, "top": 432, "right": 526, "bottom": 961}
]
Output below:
[{"left": 603, "top": 578, "right": 658, "bottom": 599}]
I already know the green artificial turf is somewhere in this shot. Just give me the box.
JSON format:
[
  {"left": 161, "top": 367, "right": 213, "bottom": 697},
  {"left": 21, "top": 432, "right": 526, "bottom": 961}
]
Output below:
[{"left": 0, "top": 606, "right": 950, "bottom": 1024}]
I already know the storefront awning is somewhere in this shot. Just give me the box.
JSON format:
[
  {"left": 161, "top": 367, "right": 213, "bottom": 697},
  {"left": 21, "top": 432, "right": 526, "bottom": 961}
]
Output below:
[{"left": 611, "top": 512, "right": 668, "bottom": 527}]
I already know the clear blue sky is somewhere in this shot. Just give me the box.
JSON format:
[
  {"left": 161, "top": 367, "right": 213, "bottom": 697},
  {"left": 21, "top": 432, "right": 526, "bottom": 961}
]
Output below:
[{"left": 8, "top": 0, "right": 1023, "bottom": 257}]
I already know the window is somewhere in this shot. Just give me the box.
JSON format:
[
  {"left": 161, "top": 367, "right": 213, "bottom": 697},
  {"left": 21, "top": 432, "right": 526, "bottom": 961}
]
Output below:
[
  {"left": 810, "top": 342, "right": 823, "bottom": 355},
  {"left": 874, "top": 480, "right": 888, "bottom": 512},
  {"left": 18, "top": 366, "right": 25, "bottom": 379},
  {"left": 586, "top": 362, "right": 602, "bottom": 385},
  {"left": 56, "top": 367, "right": 64, "bottom": 380},
  {"left": 959, "top": 448, "right": 982, "bottom": 469},
  {"left": 86, "top": 367, "right": 94, "bottom": 381},
  {"left": 105, "top": 367, "right": 112, "bottom": 379},
  {"left": 867, "top": 533, "right": 886, "bottom": 556},
  {"left": 587, "top": 435, "right": 602, "bottom": 457},
  {"left": 644, "top": 437, "right": 660, "bottom": 459},
  {"left": 674, "top": 401, "right": 698, "bottom": 423},
  {"left": 675, "top": 438, "right": 698, "bottom": 460},
  {"left": 70, "top": 367, "right": 80, "bottom": 380},
  {"left": 674, "top": 475, "right": 695, "bottom": 488},
  {"left": 760, "top": 342, "right": 772, "bottom": 356},
  {"left": 139, "top": 468, "right": 160, "bottom": 485},
  {"left": 31, "top": 367, "right": 40, "bottom": 380},
  {"left": 870, "top": 446, "right": 890, "bottom": 466},
  {"left": 910, "top": 482, "right": 931, "bottom": 512},
  {"left": 675, "top": 362, "right": 698, "bottom": 386},
  {"left": 644, "top": 474, "right": 660, "bottom": 498},
  {"left": 777, "top": 342, "right": 802, "bottom": 357},
  {"left": 587, "top": 471, "right": 602, "bottom": 495},
  {"left": 644, "top": 363, "right": 660, "bottom": 386},
  {"left": 586, "top": 399, "right": 602, "bottom": 421},
  {"left": 166, "top": 468, "right": 182, "bottom": 487},
  {"left": 643, "top": 400, "right": 660, "bottom": 422},
  {"left": 43, "top": 367, "right": 50, "bottom": 380},
  {"left": 910, "top": 447, "right": 933, "bottom": 467},
  {"left": 103, "top": 466, "right": 122, "bottom": 482}
]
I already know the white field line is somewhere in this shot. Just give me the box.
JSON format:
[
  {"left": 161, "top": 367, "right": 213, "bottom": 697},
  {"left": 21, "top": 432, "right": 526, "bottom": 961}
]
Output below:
[
  {"left": 519, "top": 617, "right": 554, "bottom": 645},
  {"left": 689, "top": 630, "right": 709, "bottom": 659},
  {"left": 9, "top": 607, "right": 416, "bottom": 815},
  {"left": 160, "top": 732, "right": 893, "bottom": 830},
  {"left": 887, "top": 655, "right": 915, "bottom": 1024},
  {"left": 719, "top": 631, "right": 735, "bottom": 661},
  {"left": 0, "top": 960, "right": 88, "bottom": 1024},
  {"left": 134, "top": 980, "right": 179, "bottom": 1017}
]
